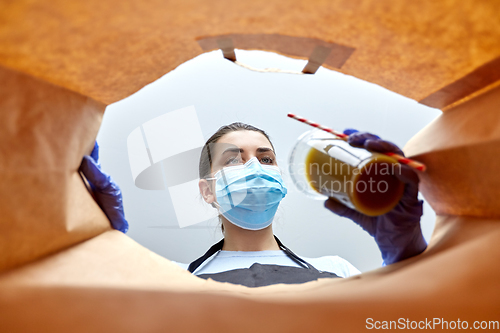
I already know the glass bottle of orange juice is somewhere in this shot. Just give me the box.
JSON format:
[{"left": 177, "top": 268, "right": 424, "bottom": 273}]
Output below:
[{"left": 288, "top": 129, "right": 404, "bottom": 216}]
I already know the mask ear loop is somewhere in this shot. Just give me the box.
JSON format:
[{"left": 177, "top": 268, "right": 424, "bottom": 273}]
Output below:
[
  {"left": 202, "top": 176, "right": 224, "bottom": 234},
  {"left": 204, "top": 177, "right": 219, "bottom": 209}
]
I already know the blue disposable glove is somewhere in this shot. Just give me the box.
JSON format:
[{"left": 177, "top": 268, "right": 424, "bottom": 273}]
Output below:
[
  {"left": 79, "top": 142, "right": 129, "bottom": 233},
  {"left": 324, "top": 129, "right": 427, "bottom": 265}
]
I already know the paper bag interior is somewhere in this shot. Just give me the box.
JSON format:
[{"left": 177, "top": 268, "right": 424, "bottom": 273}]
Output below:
[{"left": 1, "top": 0, "right": 500, "bottom": 331}]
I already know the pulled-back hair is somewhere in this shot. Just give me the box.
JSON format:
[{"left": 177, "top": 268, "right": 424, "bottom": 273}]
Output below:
[{"left": 199, "top": 122, "right": 275, "bottom": 179}]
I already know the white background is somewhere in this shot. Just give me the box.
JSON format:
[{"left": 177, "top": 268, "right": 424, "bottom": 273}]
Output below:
[{"left": 97, "top": 50, "right": 440, "bottom": 272}]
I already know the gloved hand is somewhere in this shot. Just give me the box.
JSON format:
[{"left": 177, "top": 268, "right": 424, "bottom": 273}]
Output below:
[
  {"left": 324, "top": 129, "right": 427, "bottom": 265},
  {"left": 79, "top": 142, "right": 129, "bottom": 233}
]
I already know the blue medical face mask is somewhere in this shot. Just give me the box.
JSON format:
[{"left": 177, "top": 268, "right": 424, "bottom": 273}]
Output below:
[{"left": 207, "top": 157, "right": 288, "bottom": 230}]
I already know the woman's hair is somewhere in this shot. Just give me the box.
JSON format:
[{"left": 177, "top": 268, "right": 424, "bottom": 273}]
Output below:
[{"left": 198, "top": 122, "right": 275, "bottom": 179}]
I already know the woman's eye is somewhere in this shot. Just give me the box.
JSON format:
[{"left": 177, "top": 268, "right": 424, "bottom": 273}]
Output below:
[
  {"left": 260, "top": 156, "right": 274, "bottom": 164},
  {"left": 225, "top": 157, "right": 241, "bottom": 165}
]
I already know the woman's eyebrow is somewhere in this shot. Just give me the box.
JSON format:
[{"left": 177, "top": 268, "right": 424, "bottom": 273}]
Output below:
[
  {"left": 219, "top": 147, "right": 275, "bottom": 157},
  {"left": 257, "top": 147, "right": 275, "bottom": 154},
  {"left": 221, "top": 147, "right": 243, "bottom": 155}
]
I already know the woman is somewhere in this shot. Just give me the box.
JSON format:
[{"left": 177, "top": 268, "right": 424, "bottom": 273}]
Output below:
[{"left": 80, "top": 122, "right": 427, "bottom": 287}]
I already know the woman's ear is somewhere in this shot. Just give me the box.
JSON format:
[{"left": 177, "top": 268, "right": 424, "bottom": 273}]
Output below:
[{"left": 199, "top": 179, "right": 215, "bottom": 204}]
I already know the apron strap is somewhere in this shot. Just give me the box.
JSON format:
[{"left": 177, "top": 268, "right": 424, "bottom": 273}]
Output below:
[
  {"left": 187, "top": 238, "right": 224, "bottom": 273},
  {"left": 274, "top": 236, "right": 319, "bottom": 272},
  {"left": 188, "top": 236, "right": 319, "bottom": 274}
]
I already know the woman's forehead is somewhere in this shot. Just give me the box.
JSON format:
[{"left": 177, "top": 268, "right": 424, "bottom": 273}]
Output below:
[{"left": 216, "top": 130, "right": 272, "bottom": 150}]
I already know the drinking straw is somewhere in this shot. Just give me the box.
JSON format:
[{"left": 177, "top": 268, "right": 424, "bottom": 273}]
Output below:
[{"left": 287, "top": 113, "right": 427, "bottom": 172}]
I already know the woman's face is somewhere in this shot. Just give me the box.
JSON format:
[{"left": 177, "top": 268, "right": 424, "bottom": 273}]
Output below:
[
  {"left": 210, "top": 130, "right": 277, "bottom": 175},
  {"left": 199, "top": 130, "right": 277, "bottom": 206}
]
